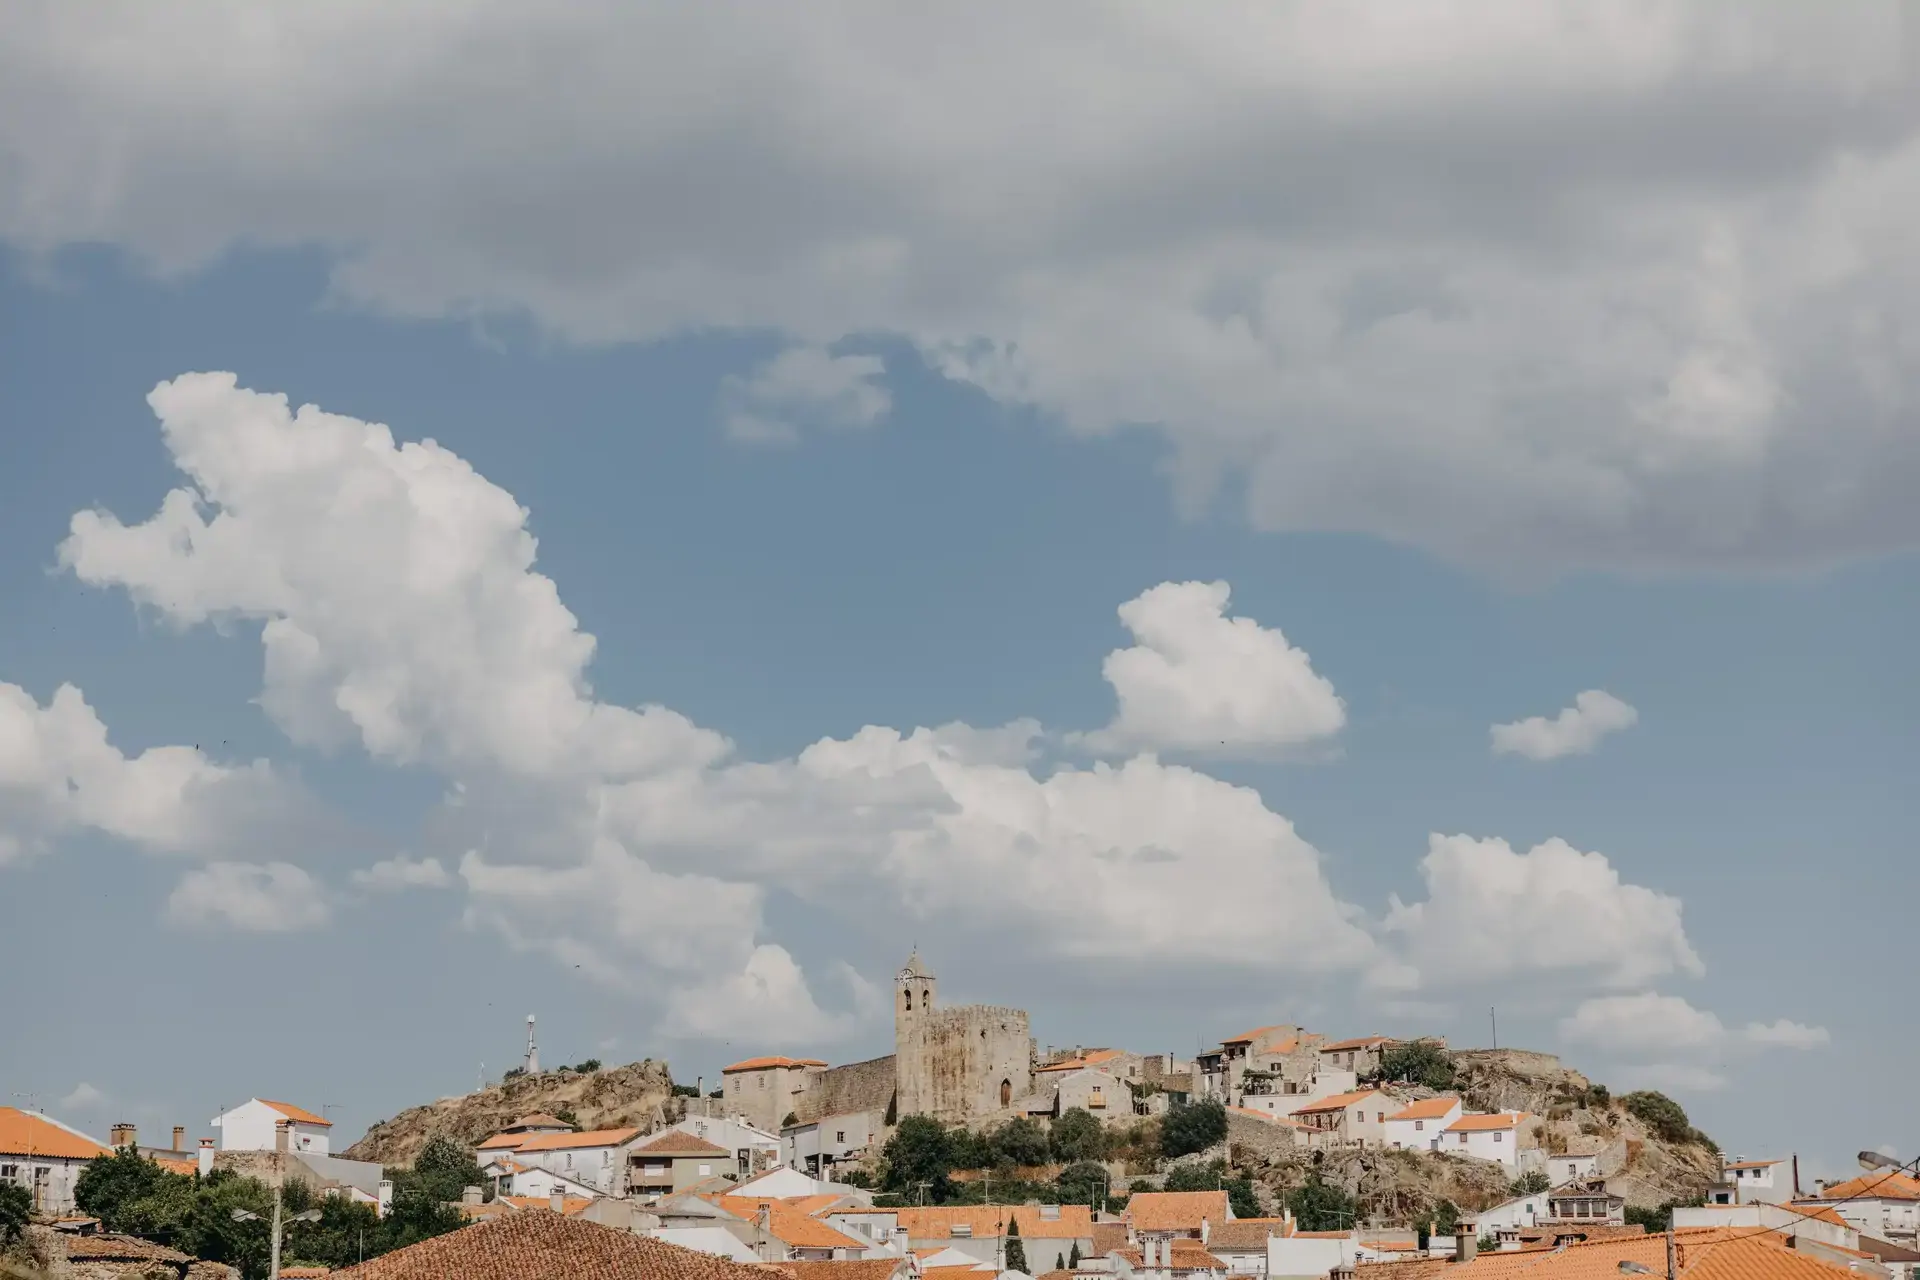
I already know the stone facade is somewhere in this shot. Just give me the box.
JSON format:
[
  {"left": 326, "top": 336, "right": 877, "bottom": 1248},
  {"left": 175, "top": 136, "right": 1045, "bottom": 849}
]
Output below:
[{"left": 893, "top": 952, "right": 1032, "bottom": 1124}]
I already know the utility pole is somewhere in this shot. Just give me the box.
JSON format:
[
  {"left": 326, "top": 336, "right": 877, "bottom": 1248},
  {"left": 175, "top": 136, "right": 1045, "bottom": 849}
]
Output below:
[
  {"left": 1665, "top": 1224, "right": 1676, "bottom": 1279},
  {"left": 1489, "top": 1007, "right": 1498, "bottom": 1051}
]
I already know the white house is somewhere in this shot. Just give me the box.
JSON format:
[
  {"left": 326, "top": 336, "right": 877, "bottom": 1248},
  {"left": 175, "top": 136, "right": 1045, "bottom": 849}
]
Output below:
[
  {"left": 1467, "top": 1187, "right": 1549, "bottom": 1236},
  {"left": 1382, "top": 1097, "right": 1461, "bottom": 1152},
  {"left": 1266, "top": 1229, "right": 1356, "bottom": 1280},
  {"left": 785, "top": 1111, "right": 880, "bottom": 1179},
  {"left": 1674, "top": 1201, "right": 1857, "bottom": 1255},
  {"left": 509, "top": 1126, "right": 643, "bottom": 1195},
  {"left": 1441, "top": 1111, "right": 1531, "bottom": 1170},
  {"left": 213, "top": 1099, "right": 332, "bottom": 1155},
  {"left": 487, "top": 1156, "right": 602, "bottom": 1202},
  {"left": 670, "top": 1114, "right": 783, "bottom": 1177},
  {"left": 1801, "top": 1169, "right": 1920, "bottom": 1250},
  {"left": 1544, "top": 1151, "right": 1604, "bottom": 1185},
  {"left": 1239, "top": 1069, "right": 1357, "bottom": 1121},
  {"left": 0, "top": 1108, "right": 111, "bottom": 1216},
  {"left": 1315, "top": 1038, "right": 1395, "bottom": 1076},
  {"left": 1290, "top": 1089, "right": 1395, "bottom": 1148},
  {"left": 1709, "top": 1157, "right": 1791, "bottom": 1205}
]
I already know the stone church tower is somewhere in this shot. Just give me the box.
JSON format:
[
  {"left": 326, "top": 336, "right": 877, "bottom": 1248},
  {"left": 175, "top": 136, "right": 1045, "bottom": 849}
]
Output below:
[{"left": 894, "top": 950, "right": 1032, "bottom": 1123}]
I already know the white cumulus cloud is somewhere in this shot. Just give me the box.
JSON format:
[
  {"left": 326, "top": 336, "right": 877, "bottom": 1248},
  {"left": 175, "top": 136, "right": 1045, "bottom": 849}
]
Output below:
[
  {"left": 1561, "top": 991, "right": 1830, "bottom": 1058},
  {"left": 1377, "top": 834, "right": 1702, "bottom": 991},
  {"left": 165, "top": 862, "right": 331, "bottom": 934},
  {"left": 1074, "top": 581, "right": 1344, "bottom": 757},
  {"left": 351, "top": 855, "right": 454, "bottom": 892},
  {"left": 59, "top": 1082, "right": 108, "bottom": 1111},
  {"left": 1491, "top": 690, "right": 1638, "bottom": 760},
  {"left": 718, "top": 345, "right": 890, "bottom": 445},
  {"left": 7, "top": 5, "right": 1920, "bottom": 572}
]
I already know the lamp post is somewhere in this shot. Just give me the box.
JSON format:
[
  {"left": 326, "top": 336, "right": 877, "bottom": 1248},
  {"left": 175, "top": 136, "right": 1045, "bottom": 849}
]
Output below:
[{"left": 232, "top": 1197, "right": 321, "bottom": 1278}]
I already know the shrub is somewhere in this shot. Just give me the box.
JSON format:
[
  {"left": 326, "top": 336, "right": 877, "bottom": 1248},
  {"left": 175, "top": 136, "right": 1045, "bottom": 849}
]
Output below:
[
  {"left": 1377, "top": 1041, "right": 1455, "bottom": 1090},
  {"left": 1160, "top": 1099, "right": 1228, "bottom": 1158},
  {"left": 1621, "top": 1091, "right": 1693, "bottom": 1144},
  {"left": 1051, "top": 1108, "right": 1105, "bottom": 1164},
  {"left": 1287, "top": 1176, "right": 1356, "bottom": 1232}
]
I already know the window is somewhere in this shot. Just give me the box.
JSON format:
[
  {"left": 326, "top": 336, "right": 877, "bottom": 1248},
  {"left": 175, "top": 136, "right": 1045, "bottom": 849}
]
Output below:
[
  {"left": 836, "top": 1131, "right": 846, "bottom": 1144},
  {"left": 1459, "top": 1133, "right": 1469, "bottom": 1144},
  {"left": 699, "top": 1164, "right": 712, "bottom": 1176},
  {"left": 1414, "top": 1121, "right": 1423, "bottom": 1131},
  {"left": 1000, "top": 1079, "right": 1012, "bottom": 1106},
  {"left": 1493, "top": 1133, "right": 1502, "bottom": 1143}
]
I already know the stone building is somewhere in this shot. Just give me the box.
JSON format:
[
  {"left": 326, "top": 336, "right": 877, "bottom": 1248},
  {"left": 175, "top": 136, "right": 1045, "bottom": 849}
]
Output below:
[{"left": 893, "top": 950, "right": 1032, "bottom": 1124}]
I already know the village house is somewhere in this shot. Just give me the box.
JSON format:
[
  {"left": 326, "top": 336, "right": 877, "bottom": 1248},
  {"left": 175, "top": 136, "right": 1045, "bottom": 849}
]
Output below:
[
  {"left": 1709, "top": 1157, "right": 1792, "bottom": 1205},
  {"left": 669, "top": 1114, "right": 783, "bottom": 1178},
  {"left": 212, "top": 1099, "right": 332, "bottom": 1155},
  {"left": 1204, "top": 1219, "right": 1288, "bottom": 1276},
  {"left": 1265, "top": 1224, "right": 1359, "bottom": 1280},
  {"left": 1381, "top": 1096, "right": 1460, "bottom": 1152},
  {"left": 1037, "top": 1048, "right": 1142, "bottom": 1080},
  {"left": 1051, "top": 1066, "right": 1127, "bottom": 1117},
  {"left": 896, "top": 1204, "right": 1096, "bottom": 1266},
  {"left": 1290, "top": 1089, "right": 1395, "bottom": 1149},
  {"left": 0, "top": 1107, "right": 110, "bottom": 1215},
  {"left": 1109, "top": 1237, "right": 1229, "bottom": 1279},
  {"left": 1198, "top": 1026, "right": 1310, "bottom": 1105},
  {"left": 626, "top": 1130, "right": 735, "bottom": 1196},
  {"left": 785, "top": 1110, "right": 880, "bottom": 1179},
  {"left": 1315, "top": 1038, "right": 1396, "bottom": 1077},
  {"left": 482, "top": 1153, "right": 603, "bottom": 1202},
  {"left": 1127, "top": 1190, "right": 1233, "bottom": 1242},
  {"left": 1673, "top": 1200, "right": 1863, "bottom": 1261},
  {"left": 1441, "top": 1111, "right": 1533, "bottom": 1170},
  {"left": 722, "top": 1057, "right": 831, "bottom": 1134},
  {"left": 1544, "top": 1179, "right": 1624, "bottom": 1226},
  {"left": 713, "top": 1194, "right": 875, "bottom": 1262},
  {"left": 1801, "top": 1168, "right": 1920, "bottom": 1251},
  {"left": 508, "top": 1126, "right": 644, "bottom": 1195}
]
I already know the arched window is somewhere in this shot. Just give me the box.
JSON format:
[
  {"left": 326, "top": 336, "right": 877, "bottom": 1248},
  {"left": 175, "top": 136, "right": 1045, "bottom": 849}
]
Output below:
[
  {"left": 1000, "top": 1079, "right": 1012, "bottom": 1106},
  {"left": 904, "top": 990, "right": 913, "bottom": 1011}
]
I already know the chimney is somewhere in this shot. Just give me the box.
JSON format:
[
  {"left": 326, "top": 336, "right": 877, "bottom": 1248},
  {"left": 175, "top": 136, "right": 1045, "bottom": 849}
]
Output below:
[
  {"left": 462, "top": 1185, "right": 483, "bottom": 1206},
  {"left": 1454, "top": 1224, "right": 1477, "bottom": 1263},
  {"left": 110, "top": 1123, "right": 136, "bottom": 1149},
  {"left": 550, "top": 1189, "right": 565, "bottom": 1213},
  {"left": 172, "top": 1126, "right": 186, "bottom": 1153},
  {"left": 378, "top": 1180, "right": 394, "bottom": 1217},
  {"left": 275, "top": 1119, "right": 291, "bottom": 1153},
  {"left": 893, "top": 1226, "right": 909, "bottom": 1254},
  {"left": 198, "top": 1138, "right": 215, "bottom": 1178}
]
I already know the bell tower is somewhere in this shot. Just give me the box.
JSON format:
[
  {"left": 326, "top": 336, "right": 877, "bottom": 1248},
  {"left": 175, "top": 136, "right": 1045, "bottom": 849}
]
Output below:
[
  {"left": 896, "top": 949, "right": 935, "bottom": 1027},
  {"left": 895, "top": 949, "right": 936, "bottom": 1119}
]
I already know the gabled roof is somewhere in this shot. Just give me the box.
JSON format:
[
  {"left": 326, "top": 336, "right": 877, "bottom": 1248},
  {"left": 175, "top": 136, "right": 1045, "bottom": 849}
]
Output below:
[
  {"left": 478, "top": 1132, "right": 530, "bottom": 1151},
  {"left": 1221, "top": 1024, "right": 1292, "bottom": 1046},
  {"left": 501, "top": 1195, "right": 595, "bottom": 1216},
  {"left": 0, "top": 1108, "right": 110, "bottom": 1161},
  {"left": 770, "top": 1261, "right": 907, "bottom": 1280},
  {"left": 895, "top": 1205, "right": 1096, "bottom": 1240},
  {"left": 1807, "top": 1169, "right": 1920, "bottom": 1202},
  {"left": 1293, "top": 1089, "right": 1387, "bottom": 1115},
  {"left": 1037, "top": 1049, "right": 1127, "bottom": 1073},
  {"left": 330, "top": 1208, "right": 780, "bottom": 1280},
  {"left": 633, "top": 1131, "right": 731, "bottom": 1157},
  {"left": 1386, "top": 1097, "right": 1461, "bottom": 1122},
  {"left": 1444, "top": 1227, "right": 1865, "bottom": 1277},
  {"left": 1206, "top": 1219, "right": 1288, "bottom": 1251},
  {"left": 1125, "top": 1189, "right": 1230, "bottom": 1233},
  {"left": 513, "top": 1126, "right": 642, "bottom": 1152},
  {"left": 1445, "top": 1111, "right": 1529, "bottom": 1132},
  {"left": 714, "top": 1197, "right": 867, "bottom": 1249},
  {"left": 722, "top": 1056, "right": 829, "bottom": 1074},
  {"left": 1722, "top": 1159, "right": 1782, "bottom": 1171},
  {"left": 260, "top": 1099, "right": 333, "bottom": 1127},
  {"left": 1320, "top": 1036, "right": 1395, "bottom": 1052}
]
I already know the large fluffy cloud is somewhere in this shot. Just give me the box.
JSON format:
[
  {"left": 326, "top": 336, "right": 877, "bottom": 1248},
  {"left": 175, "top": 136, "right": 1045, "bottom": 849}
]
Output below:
[
  {"left": 0, "top": 680, "right": 289, "bottom": 864},
  {"left": 1377, "top": 834, "right": 1704, "bottom": 992},
  {"left": 165, "top": 861, "right": 332, "bottom": 934},
  {"left": 1492, "top": 690, "right": 1638, "bottom": 760},
  {"left": 1559, "top": 991, "right": 1829, "bottom": 1057},
  {"left": 7, "top": 4, "right": 1920, "bottom": 571},
  {"left": 1074, "top": 581, "right": 1345, "bottom": 757}
]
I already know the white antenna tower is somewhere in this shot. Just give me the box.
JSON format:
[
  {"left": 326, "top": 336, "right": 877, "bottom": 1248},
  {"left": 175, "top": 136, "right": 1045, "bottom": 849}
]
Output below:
[{"left": 524, "top": 1014, "right": 540, "bottom": 1075}]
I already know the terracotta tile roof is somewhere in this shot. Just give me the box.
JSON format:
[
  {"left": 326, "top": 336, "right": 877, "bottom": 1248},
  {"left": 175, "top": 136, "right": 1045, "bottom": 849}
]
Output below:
[
  {"left": 1445, "top": 1111, "right": 1528, "bottom": 1132},
  {"left": 1091, "top": 1221, "right": 1129, "bottom": 1256},
  {"left": 635, "top": 1131, "right": 732, "bottom": 1157},
  {"left": 262, "top": 1099, "right": 333, "bottom": 1127},
  {"left": 0, "top": 1107, "right": 110, "bottom": 1160},
  {"left": 1447, "top": 1228, "right": 1857, "bottom": 1278},
  {"left": 1809, "top": 1169, "right": 1920, "bottom": 1202},
  {"left": 1113, "top": 1241, "right": 1226, "bottom": 1271},
  {"left": 1036, "top": 1271, "right": 1075, "bottom": 1280},
  {"left": 1355, "top": 1258, "right": 1458, "bottom": 1280},
  {"left": 512, "top": 1113, "right": 575, "bottom": 1130},
  {"left": 1691, "top": 1202, "right": 1848, "bottom": 1228},
  {"left": 780, "top": 1195, "right": 847, "bottom": 1217},
  {"left": 332, "top": 1209, "right": 783, "bottom": 1279},
  {"left": 896, "top": 1204, "right": 1095, "bottom": 1240},
  {"left": 722, "top": 1057, "right": 829, "bottom": 1074},
  {"left": 1294, "top": 1089, "right": 1387, "bottom": 1115},
  {"left": 1124, "top": 1190, "right": 1230, "bottom": 1233},
  {"left": 1221, "top": 1024, "right": 1291, "bottom": 1046},
  {"left": 1723, "top": 1159, "right": 1783, "bottom": 1171},
  {"left": 61, "top": 1233, "right": 194, "bottom": 1262},
  {"left": 154, "top": 1157, "right": 199, "bottom": 1176},
  {"left": 1038, "top": 1049, "right": 1125, "bottom": 1073},
  {"left": 921, "top": 1266, "right": 991, "bottom": 1280},
  {"left": 514, "top": 1126, "right": 642, "bottom": 1152},
  {"left": 502, "top": 1196, "right": 595, "bottom": 1215},
  {"left": 1386, "top": 1097, "right": 1460, "bottom": 1122},
  {"left": 478, "top": 1132, "right": 530, "bottom": 1150},
  {"left": 768, "top": 1261, "right": 904, "bottom": 1280},
  {"left": 715, "top": 1197, "right": 868, "bottom": 1249},
  {"left": 1206, "top": 1219, "right": 1287, "bottom": 1251},
  {"left": 281, "top": 1268, "right": 335, "bottom": 1278},
  {"left": 1320, "top": 1037, "right": 1394, "bottom": 1052}
]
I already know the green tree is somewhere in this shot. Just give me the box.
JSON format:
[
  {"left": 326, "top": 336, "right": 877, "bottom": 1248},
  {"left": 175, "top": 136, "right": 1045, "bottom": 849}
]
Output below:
[
  {"left": 1624, "top": 1196, "right": 1703, "bottom": 1234},
  {"left": 1286, "top": 1176, "right": 1356, "bottom": 1233},
  {"left": 75, "top": 1147, "right": 177, "bottom": 1232},
  {"left": 576, "top": 1059, "right": 602, "bottom": 1073},
  {"left": 1054, "top": 1252, "right": 1066, "bottom": 1273},
  {"left": 1510, "top": 1170, "right": 1550, "bottom": 1196},
  {"left": 396, "top": 1134, "right": 486, "bottom": 1205},
  {"left": 947, "top": 1127, "right": 995, "bottom": 1172},
  {"left": 1431, "top": 1199, "right": 1461, "bottom": 1236},
  {"left": 1377, "top": 1041, "right": 1454, "bottom": 1090},
  {"left": 1069, "top": 1242, "right": 1083, "bottom": 1269},
  {"left": 1159, "top": 1100, "right": 1227, "bottom": 1158},
  {"left": 881, "top": 1115, "right": 952, "bottom": 1200},
  {"left": 1225, "top": 1173, "right": 1260, "bottom": 1221},
  {"left": 1050, "top": 1108, "right": 1104, "bottom": 1164},
  {"left": 0, "top": 1182, "right": 29, "bottom": 1246},
  {"left": 1003, "top": 1216, "right": 1027, "bottom": 1272},
  {"left": 1055, "top": 1162, "right": 1109, "bottom": 1209},
  {"left": 1620, "top": 1091, "right": 1694, "bottom": 1145},
  {"left": 1164, "top": 1162, "right": 1226, "bottom": 1193},
  {"left": 993, "top": 1118, "right": 1051, "bottom": 1169}
]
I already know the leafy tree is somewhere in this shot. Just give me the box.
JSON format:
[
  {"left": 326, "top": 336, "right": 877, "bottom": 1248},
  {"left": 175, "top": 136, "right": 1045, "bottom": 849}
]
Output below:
[
  {"left": 671, "top": 1083, "right": 700, "bottom": 1097},
  {"left": 398, "top": 1134, "right": 486, "bottom": 1205},
  {"left": 1224, "top": 1174, "right": 1260, "bottom": 1221},
  {"left": 1431, "top": 1199, "right": 1460, "bottom": 1236},
  {"left": 75, "top": 1147, "right": 180, "bottom": 1232},
  {"left": 947, "top": 1127, "right": 995, "bottom": 1172},
  {"left": 1510, "top": 1170, "right": 1550, "bottom": 1196},
  {"left": 783, "top": 1112, "right": 800, "bottom": 1129},
  {"left": 1055, "top": 1162, "right": 1109, "bottom": 1209},
  {"left": 0, "top": 1182, "right": 29, "bottom": 1246},
  {"left": 1159, "top": 1100, "right": 1227, "bottom": 1158},
  {"left": 1003, "top": 1216, "right": 1027, "bottom": 1272},
  {"left": 1620, "top": 1091, "right": 1695, "bottom": 1145},
  {"left": 993, "top": 1118, "right": 1051, "bottom": 1169},
  {"left": 1055, "top": 1252, "right": 1066, "bottom": 1273},
  {"left": 554, "top": 1109, "right": 580, "bottom": 1127},
  {"left": 576, "top": 1059, "right": 602, "bottom": 1073},
  {"left": 1286, "top": 1176, "right": 1355, "bottom": 1233},
  {"left": 1164, "top": 1162, "right": 1225, "bottom": 1193},
  {"left": 881, "top": 1115, "right": 952, "bottom": 1201},
  {"left": 1377, "top": 1041, "right": 1454, "bottom": 1090},
  {"left": 1050, "top": 1109, "right": 1104, "bottom": 1164},
  {"left": 1624, "top": 1196, "right": 1703, "bottom": 1234},
  {"left": 1069, "top": 1242, "right": 1082, "bottom": 1269}
]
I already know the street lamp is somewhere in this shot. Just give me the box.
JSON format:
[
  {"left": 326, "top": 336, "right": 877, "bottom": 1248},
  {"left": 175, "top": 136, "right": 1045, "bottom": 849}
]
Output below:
[
  {"left": 232, "top": 1202, "right": 321, "bottom": 1278},
  {"left": 1858, "top": 1150, "right": 1917, "bottom": 1174}
]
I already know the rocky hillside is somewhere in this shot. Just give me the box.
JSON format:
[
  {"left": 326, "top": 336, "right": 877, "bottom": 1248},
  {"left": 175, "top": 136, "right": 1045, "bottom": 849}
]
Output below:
[{"left": 343, "top": 1060, "right": 680, "bottom": 1168}]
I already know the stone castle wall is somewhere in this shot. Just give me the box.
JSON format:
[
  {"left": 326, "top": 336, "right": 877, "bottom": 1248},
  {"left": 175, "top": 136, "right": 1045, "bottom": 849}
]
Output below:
[{"left": 901, "top": 1005, "right": 1032, "bottom": 1124}]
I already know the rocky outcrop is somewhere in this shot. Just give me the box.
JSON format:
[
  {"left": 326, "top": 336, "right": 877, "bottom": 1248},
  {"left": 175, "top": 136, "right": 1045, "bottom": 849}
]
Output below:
[{"left": 343, "top": 1059, "right": 679, "bottom": 1167}]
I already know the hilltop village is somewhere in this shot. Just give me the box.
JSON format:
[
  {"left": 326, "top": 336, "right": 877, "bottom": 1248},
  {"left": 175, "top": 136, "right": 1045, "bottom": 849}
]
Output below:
[{"left": 4, "top": 953, "right": 1910, "bottom": 1280}]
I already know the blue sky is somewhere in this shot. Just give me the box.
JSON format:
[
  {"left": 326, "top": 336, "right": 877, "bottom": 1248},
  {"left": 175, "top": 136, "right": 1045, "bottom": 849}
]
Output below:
[{"left": 2, "top": 3, "right": 1916, "bottom": 1182}]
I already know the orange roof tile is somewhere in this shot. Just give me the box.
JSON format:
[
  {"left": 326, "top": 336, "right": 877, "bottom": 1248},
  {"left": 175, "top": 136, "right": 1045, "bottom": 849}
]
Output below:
[
  {"left": 513, "top": 1126, "right": 642, "bottom": 1152},
  {"left": 331, "top": 1209, "right": 780, "bottom": 1280},
  {"left": 1808, "top": 1169, "right": 1920, "bottom": 1202},
  {"left": 1113, "top": 1241, "right": 1227, "bottom": 1271},
  {"left": 1294, "top": 1089, "right": 1387, "bottom": 1115},
  {"left": 771, "top": 1261, "right": 905, "bottom": 1280},
  {"left": 1386, "top": 1097, "right": 1460, "bottom": 1122},
  {"left": 0, "top": 1108, "right": 111, "bottom": 1161},
  {"left": 261, "top": 1099, "right": 333, "bottom": 1127},
  {"left": 1445, "top": 1111, "right": 1529, "bottom": 1132},
  {"left": 1447, "top": 1228, "right": 1861, "bottom": 1278},
  {"left": 895, "top": 1205, "right": 1096, "bottom": 1240},
  {"left": 1221, "top": 1024, "right": 1292, "bottom": 1045},
  {"left": 1321, "top": 1036, "right": 1395, "bottom": 1052},
  {"left": 479, "top": 1132, "right": 531, "bottom": 1150},
  {"left": 1038, "top": 1049, "right": 1126, "bottom": 1073},
  {"left": 1722, "top": 1159, "right": 1783, "bottom": 1171},
  {"left": 716, "top": 1198, "right": 867, "bottom": 1250},
  {"left": 634, "top": 1131, "right": 731, "bottom": 1157},
  {"left": 1125, "top": 1190, "right": 1230, "bottom": 1233},
  {"left": 501, "top": 1195, "right": 594, "bottom": 1215},
  {"left": 721, "top": 1057, "right": 829, "bottom": 1074}
]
